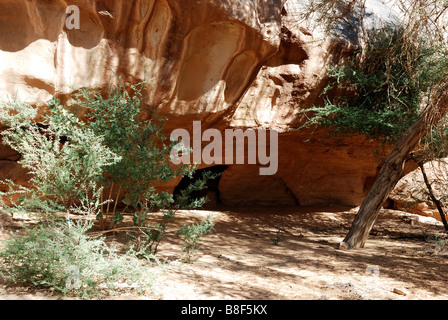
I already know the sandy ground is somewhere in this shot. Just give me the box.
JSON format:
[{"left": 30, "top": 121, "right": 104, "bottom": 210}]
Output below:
[{"left": 1, "top": 205, "right": 448, "bottom": 300}]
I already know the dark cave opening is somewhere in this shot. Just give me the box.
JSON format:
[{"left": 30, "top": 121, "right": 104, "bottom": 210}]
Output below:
[{"left": 173, "top": 165, "right": 228, "bottom": 208}]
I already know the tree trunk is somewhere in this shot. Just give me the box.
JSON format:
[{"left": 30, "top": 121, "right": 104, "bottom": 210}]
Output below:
[{"left": 340, "top": 85, "right": 448, "bottom": 249}]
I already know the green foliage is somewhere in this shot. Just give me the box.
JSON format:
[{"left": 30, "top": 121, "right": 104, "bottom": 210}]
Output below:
[
  {"left": 173, "top": 170, "right": 221, "bottom": 209},
  {"left": 301, "top": 26, "right": 448, "bottom": 143},
  {"left": 175, "top": 216, "right": 215, "bottom": 262},
  {"left": 0, "top": 99, "right": 120, "bottom": 214},
  {"left": 71, "top": 81, "right": 194, "bottom": 226},
  {"left": 0, "top": 219, "right": 156, "bottom": 299},
  {"left": 0, "top": 81, "right": 217, "bottom": 298},
  {"left": 0, "top": 180, "right": 64, "bottom": 218},
  {"left": 68, "top": 81, "right": 217, "bottom": 255},
  {"left": 127, "top": 170, "right": 220, "bottom": 256},
  {"left": 125, "top": 209, "right": 175, "bottom": 257}
]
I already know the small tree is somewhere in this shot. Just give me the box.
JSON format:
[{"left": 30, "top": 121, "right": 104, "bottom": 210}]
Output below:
[
  {"left": 300, "top": 0, "right": 448, "bottom": 248},
  {"left": 301, "top": 26, "right": 448, "bottom": 144},
  {"left": 70, "top": 81, "right": 190, "bottom": 228},
  {"left": 0, "top": 99, "right": 121, "bottom": 224},
  {"left": 70, "top": 81, "right": 215, "bottom": 253}
]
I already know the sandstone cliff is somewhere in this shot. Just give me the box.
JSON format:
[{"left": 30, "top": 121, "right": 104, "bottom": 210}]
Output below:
[{"left": 0, "top": 0, "right": 401, "bottom": 206}]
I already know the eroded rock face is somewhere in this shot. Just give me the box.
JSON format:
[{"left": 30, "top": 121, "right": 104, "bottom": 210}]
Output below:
[
  {"left": 0, "top": 0, "right": 284, "bottom": 111},
  {"left": 0, "top": 0, "right": 395, "bottom": 207},
  {"left": 389, "top": 160, "right": 448, "bottom": 221}
]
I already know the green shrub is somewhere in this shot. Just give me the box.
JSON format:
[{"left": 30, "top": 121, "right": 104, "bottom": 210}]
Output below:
[
  {"left": 175, "top": 216, "right": 215, "bottom": 262},
  {"left": 0, "top": 81, "right": 216, "bottom": 262},
  {"left": 0, "top": 99, "right": 120, "bottom": 221},
  {"left": 0, "top": 219, "right": 156, "bottom": 299},
  {"left": 70, "top": 81, "right": 196, "bottom": 228},
  {"left": 68, "top": 82, "right": 217, "bottom": 255},
  {"left": 301, "top": 26, "right": 448, "bottom": 143}
]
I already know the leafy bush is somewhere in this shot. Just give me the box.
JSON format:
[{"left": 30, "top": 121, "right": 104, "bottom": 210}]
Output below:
[
  {"left": 70, "top": 82, "right": 194, "bottom": 228},
  {"left": 0, "top": 81, "right": 216, "bottom": 262},
  {"left": 0, "top": 99, "right": 120, "bottom": 221},
  {"left": 68, "top": 82, "right": 216, "bottom": 254},
  {"left": 175, "top": 216, "right": 215, "bottom": 262},
  {"left": 301, "top": 26, "right": 448, "bottom": 143},
  {"left": 0, "top": 219, "right": 156, "bottom": 299}
]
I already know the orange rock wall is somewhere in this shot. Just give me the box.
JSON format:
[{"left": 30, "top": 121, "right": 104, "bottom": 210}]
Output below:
[{"left": 0, "top": 0, "right": 384, "bottom": 206}]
